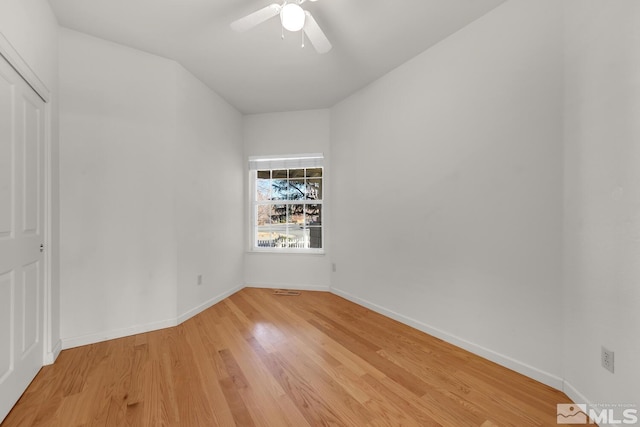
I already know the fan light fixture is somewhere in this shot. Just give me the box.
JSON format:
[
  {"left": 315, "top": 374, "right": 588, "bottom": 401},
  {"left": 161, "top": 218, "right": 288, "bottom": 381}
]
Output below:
[
  {"left": 230, "top": 0, "right": 331, "bottom": 54},
  {"left": 280, "top": 3, "right": 305, "bottom": 32}
]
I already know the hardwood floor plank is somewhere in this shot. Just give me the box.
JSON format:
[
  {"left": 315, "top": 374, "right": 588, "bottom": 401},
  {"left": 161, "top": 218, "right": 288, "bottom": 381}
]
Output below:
[
  {"left": 215, "top": 316, "right": 287, "bottom": 399},
  {"left": 307, "top": 317, "right": 432, "bottom": 397},
  {"left": 273, "top": 393, "right": 312, "bottom": 427},
  {"left": 219, "top": 375, "right": 255, "bottom": 427},
  {"left": 371, "top": 374, "right": 481, "bottom": 427},
  {"left": 181, "top": 317, "right": 238, "bottom": 427},
  {"left": 240, "top": 288, "right": 380, "bottom": 378},
  {"left": 311, "top": 310, "right": 382, "bottom": 352},
  {"left": 2, "top": 288, "right": 574, "bottom": 427},
  {"left": 246, "top": 336, "right": 346, "bottom": 426}
]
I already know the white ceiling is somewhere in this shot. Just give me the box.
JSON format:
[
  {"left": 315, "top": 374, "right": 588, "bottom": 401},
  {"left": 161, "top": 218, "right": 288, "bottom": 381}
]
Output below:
[{"left": 48, "top": 0, "right": 505, "bottom": 114}]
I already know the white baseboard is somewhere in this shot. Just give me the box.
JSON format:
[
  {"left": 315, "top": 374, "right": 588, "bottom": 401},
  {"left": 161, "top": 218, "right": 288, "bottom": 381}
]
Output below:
[
  {"left": 61, "top": 284, "right": 244, "bottom": 350},
  {"left": 330, "top": 287, "right": 564, "bottom": 391},
  {"left": 562, "top": 380, "right": 591, "bottom": 405},
  {"left": 563, "top": 381, "right": 629, "bottom": 427},
  {"left": 61, "top": 317, "right": 178, "bottom": 350},
  {"left": 246, "top": 282, "right": 330, "bottom": 292},
  {"left": 44, "top": 339, "right": 62, "bottom": 365},
  {"left": 177, "top": 284, "right": 243, "bottom": 324}
]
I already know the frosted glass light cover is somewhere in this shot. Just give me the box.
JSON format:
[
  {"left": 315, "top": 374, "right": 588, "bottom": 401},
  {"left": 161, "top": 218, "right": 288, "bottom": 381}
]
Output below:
[{"left": 280, "top": 3, "right": 305, "bottom": 32}]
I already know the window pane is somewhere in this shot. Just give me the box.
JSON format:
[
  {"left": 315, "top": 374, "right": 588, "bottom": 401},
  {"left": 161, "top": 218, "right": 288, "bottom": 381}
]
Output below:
[
  {"left": 257, "top": 177, "right": 270, "bottom": 201},
  {"left": 269, "top": 226, "right": 303, "bottom": 249},
  {"left": 306, "top": 168, "right": 322, "bottom": 178},
  {"left": 288, "top": 226, "right": 307, "bottom": 248},
  {"left": 272, "top": 228, "right": 316, "bottom": 249},
  {"left": 270, "top": 225, "right": 287, "bottom": 237},
  {"left": 308, "top": 226, "right": 322, "bottom": 249},
  {"left": 256, "top": 204, "right": 272, "bottom": 227},
  {"left": 289, "top": 179, "right": 306, "bottom": 200},
  {"left": 272, "top": 169, "right": 288, "bottom": 179},
  {"left": 271, "top": 179, "right": 288, "bottom": 200},
  {"left": 306, "top": 204, "right": 322, "bottom": 225},
  {"left": 288, "top": 204, "right": 305, "bottom": 225},
  {"left": 289, "top": 168, "right": 304, "bottom": 178},
  {"left": 256, "top": 229, "right": 276, "bottom": 247},
  {"left": 306, "top": 179, "right": 322, "bottom": 200},
  {"left": 257, "top": 170, "right": 270, "bottom": 179},
  {"left": 272, "top": 204, "right": 287, "bottom": 224}
]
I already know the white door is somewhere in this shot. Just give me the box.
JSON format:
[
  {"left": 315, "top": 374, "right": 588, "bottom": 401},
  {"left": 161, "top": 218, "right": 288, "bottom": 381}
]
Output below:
[{"left": 0, "top": 55, "right": 45, "bottom": 422}]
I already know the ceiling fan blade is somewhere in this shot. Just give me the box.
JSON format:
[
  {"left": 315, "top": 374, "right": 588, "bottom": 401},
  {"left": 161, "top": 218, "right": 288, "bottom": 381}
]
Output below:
[
  {"left": 303, "top": 11, "right": 332, "bottom": 54},
  {"left": 231, "top": 3, "right": 281, "bottom": 32}
]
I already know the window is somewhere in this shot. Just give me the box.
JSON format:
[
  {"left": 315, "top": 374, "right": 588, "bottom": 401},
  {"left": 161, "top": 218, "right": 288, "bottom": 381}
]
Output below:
[{"left": 250, "top": 154, "right": 323, "bottom": 252}]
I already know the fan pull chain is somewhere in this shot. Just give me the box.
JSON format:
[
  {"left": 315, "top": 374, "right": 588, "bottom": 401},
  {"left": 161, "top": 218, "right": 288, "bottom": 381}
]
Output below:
[
  {"left": 281, "top": 25, "right": 284, "bottom": 40},
  {"left": 301, "top": 30, "right": 305, "bottom": 48}
]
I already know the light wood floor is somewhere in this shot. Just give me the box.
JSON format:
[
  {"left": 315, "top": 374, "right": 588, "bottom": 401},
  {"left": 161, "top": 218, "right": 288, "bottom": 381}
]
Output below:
[{"left": 2, "top": 288, "right": 574, "bottom": 426}]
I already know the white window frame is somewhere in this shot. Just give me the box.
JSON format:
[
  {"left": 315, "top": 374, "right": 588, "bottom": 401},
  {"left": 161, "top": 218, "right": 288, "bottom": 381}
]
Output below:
[{"left": 249, "top": 154, "right": 324, "bottom": 254}]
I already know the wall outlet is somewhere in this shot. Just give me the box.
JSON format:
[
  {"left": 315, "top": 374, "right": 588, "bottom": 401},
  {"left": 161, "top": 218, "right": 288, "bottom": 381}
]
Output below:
[
  {"left": 601, "top": 346, "right": 614, "bottom": 373},
  {"left": 332, "top": 263, "right": 336, "bottom": 272},
  {"left": 197, "top": 274, "right": 203, "bottom": 286}
]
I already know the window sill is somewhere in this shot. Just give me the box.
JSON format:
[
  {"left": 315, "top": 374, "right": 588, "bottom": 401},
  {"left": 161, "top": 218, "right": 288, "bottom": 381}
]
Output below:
[{"left": 247, "top": 249, "right": 325, "bottom": 256}]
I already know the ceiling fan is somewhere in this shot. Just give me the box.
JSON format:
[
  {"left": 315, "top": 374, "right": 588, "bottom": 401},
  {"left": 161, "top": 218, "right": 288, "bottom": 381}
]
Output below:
[{"left": 231, "top": 0, "right": 332, "bottom": 54}]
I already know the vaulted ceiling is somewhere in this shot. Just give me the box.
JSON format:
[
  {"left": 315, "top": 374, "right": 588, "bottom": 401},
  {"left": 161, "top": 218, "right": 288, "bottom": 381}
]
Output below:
[{"left": 48, "top": 0, "right": 505, "bottom": 114}]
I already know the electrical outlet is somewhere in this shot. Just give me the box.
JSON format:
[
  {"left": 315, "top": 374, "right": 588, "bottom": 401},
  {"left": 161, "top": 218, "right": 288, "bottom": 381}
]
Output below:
[
  {"left": 332, "top": 263, "right": 336, "bottom": 272},
  {"left": 601, "top": 346, "right": 614, "bottom": 373},
  {"left": 197, "top": 274, "right": 203, "bottom": 286}
]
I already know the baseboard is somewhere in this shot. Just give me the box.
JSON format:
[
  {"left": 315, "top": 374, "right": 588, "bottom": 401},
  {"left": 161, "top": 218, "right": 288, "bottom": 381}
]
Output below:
[
  {"left": 44, "top": 339, "right": 62, "bottom": 365},
  {"left": 61, "top": 317, "right": 178, "bottom": 350},
  {"left": 562, "top": 380, "right": 591, "bottom": 405},
  {"left": 177, "top": 284, "right": 243, "bottom": 325},
  {"left": 61, "top": 285, "right": 245, "bottom": 350},
  {"left": 563, "top": 381, "right": 629, "bottom": 427},
  {"left": 246, "top": 282, "right": 330, "bottom": 292},
  {"left": 330, "top": 287, "right": 564, "bottom": 391}
]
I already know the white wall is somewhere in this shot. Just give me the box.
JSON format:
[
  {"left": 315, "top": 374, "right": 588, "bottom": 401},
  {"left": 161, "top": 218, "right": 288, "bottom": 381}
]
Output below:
[
  {"left": 59, "top": 29, "right": 178, "bottom": 346},
  {"left": 330, "top": 1, "right": 564, "bottom": 387},
  {"left": 59, "top": 29, "right": 245, "bottom": 347},
  {"left": 0, "top": 0, "right": 58, "bottom": 88},
  {"left": 175, "top": 66, "right": 244, "bottom": 320},
  {"left": 243, "top": 109, "right": 331, "bottom": 290},
  {"left": 563, "top": 0, "right": 640, "bottom": 407},
  {"left": 0, "top": 0, "right": 61, "bottom": 359}
]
